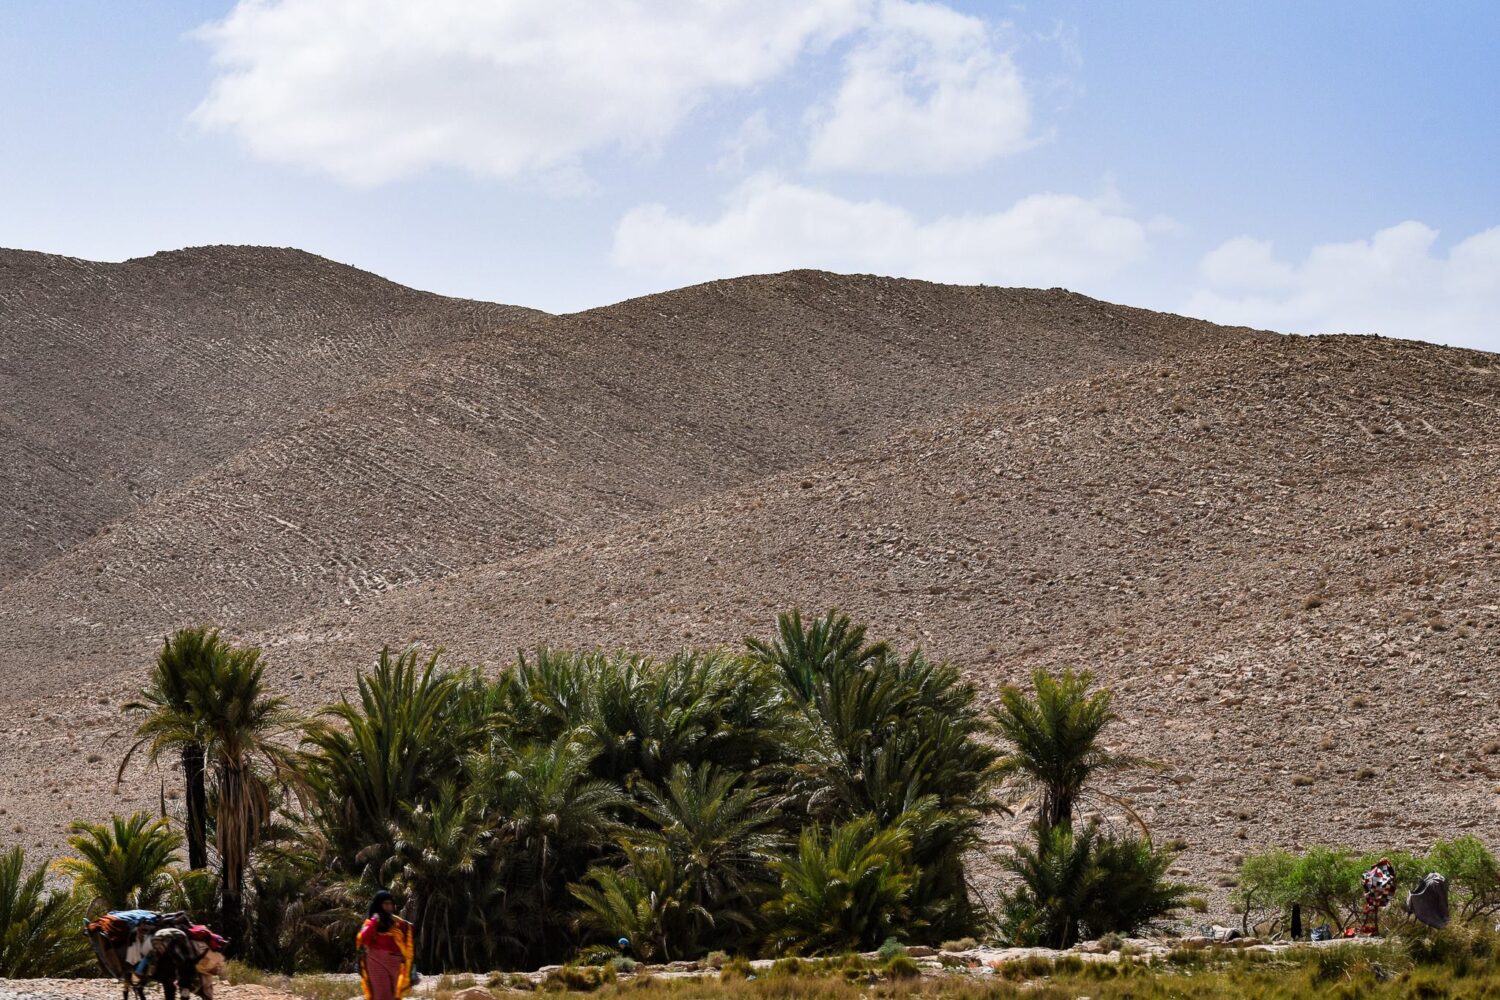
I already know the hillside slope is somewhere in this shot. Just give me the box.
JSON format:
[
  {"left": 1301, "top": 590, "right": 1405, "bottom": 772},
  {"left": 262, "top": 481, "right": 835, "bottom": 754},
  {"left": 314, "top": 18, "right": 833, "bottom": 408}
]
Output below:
[
  {"left": 255, "top": 333, "right": 1500, "bottom": 886},
  {"left": 0, "top": 246, "right": 539, "bottom": 578},
  {"left": 0, "top": 268, "right": 1261, "bottom": 708},
  {"left": 6, "top": 246, "right": 1496, "bottom": 902}
]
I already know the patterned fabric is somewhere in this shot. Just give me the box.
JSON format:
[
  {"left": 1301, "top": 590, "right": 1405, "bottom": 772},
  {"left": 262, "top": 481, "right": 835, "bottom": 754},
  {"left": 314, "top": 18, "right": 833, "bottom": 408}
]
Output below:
[
  {"left": 1353, "top": 858, "right": 1398, "bottom": 935},
  {"left": 84, "top": 914, "right": 132, "bottom": 945},
  {"left": 358, "top": 917, "right": 414, "bottom": 1000}
]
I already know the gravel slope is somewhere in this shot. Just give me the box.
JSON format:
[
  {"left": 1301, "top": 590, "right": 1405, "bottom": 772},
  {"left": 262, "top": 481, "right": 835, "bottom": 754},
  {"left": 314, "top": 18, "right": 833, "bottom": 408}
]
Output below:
[{"left": 11, "top": 247, "right": 1496, "bottom": 906}]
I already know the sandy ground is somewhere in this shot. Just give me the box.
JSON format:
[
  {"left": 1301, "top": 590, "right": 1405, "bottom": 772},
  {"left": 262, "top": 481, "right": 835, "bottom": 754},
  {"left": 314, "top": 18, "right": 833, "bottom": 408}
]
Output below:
[
  {"left": 0, "top": 937, "right": 1381, "bottom": 999},
  {"left": 0, "top": 983, "right": 299, "bottom": 1000}
]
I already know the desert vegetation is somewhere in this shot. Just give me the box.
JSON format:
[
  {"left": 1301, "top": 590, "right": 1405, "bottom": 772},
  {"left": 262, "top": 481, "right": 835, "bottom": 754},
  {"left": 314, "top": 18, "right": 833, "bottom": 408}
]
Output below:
[
  {"left": 1234, "top": 837, "right": 1500, "bottom": 933},
  {"left": 4, "top": 609, "right": 1497, "bottom": 989},
  {"left": 1, "top": 610, "right": 1209, "bottom": 979},
  {"left": 215, "top": 927, "right": 1500, "bottom": 999}
]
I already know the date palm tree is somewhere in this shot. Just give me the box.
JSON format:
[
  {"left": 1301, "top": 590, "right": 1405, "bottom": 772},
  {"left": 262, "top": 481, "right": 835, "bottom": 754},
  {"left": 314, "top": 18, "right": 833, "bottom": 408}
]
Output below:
[
  {"left": 302, "top": 647, "right": 482, "bottom": 872},
  {"left": 120, "top": 626, "right": 230, "bottom": 871},
  {"left": 0, "top": 846, "right": 92, "bottom": 977},
  {"left": 126, "top": 638, "right": 295, "bottom": 949},
  {"left": 763, "top": 816, "right": 916, "bottom": 955},
  {"left": 634, "top": 763, "right": 780, "bottom": 950},
  {"left": 990, "top": 668, "right": 1153, "bottom": 835},
  {"left": 190, "top": 644, "right": 297, "bottom": 950},
  {"left": 571, "top": 844, "right": 682, "bottom": 961},
  {"left": 51, "top": 812, "right": 205, "bottom": 915},
  {"left": 384, "top": 783, "right": 491, "bottom": 972},
  {"left": 473, "top": 734, "right": 626, "bottom": 965}
]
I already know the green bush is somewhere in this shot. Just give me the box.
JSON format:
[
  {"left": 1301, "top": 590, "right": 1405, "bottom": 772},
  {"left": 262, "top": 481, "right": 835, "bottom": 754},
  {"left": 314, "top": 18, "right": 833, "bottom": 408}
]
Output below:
[
  {"left": 769, "top": 956, "right": 804, "bottom": 977},
  {"left": 763, "top": 817, "right": 917, "bottom": 955},
  {"left": 1404, "top": 925, "right": 1497, "bottom": 967},
  {"left": 719, "top": 956, "right": 753, "bottom": 980},
  {"left": 0, "top": 846, "right": 93, "bottom": 978},
  {"left": 999, "top": 824, "right": 1186, "bottom": 947},
  {"left": 1425, "top": 836, "right": 1500, "bottom": 923},
  {"left": 882, "top": 953, "right": 921, "bottom": 979},
  {"left": 541, "top": 963, "right": 616, "bottom": 992},
  {"left": 1237, "top": 839, "right": 1500, "bottom": 933}
]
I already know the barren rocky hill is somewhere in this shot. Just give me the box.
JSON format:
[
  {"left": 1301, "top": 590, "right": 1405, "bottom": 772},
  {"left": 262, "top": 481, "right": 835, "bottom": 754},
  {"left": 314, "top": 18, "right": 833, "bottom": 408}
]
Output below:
[
  {"left": 0, "top": 246, "right": 539, "bottom": 579},
  {"left": 7, "top": 246, "right": 1496, "bottom": 903},
  {"left": 256, "top": 332, "right": 1500, "bottom": 896},
  {"left": 0, "top": 260, "right": 1256, "bottom": 706}
]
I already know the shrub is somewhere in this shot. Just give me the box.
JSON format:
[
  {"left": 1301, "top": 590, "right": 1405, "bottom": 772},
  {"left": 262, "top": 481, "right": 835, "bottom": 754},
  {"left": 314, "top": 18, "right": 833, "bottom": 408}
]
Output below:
[
  {"left": 719, "top": 956, "right": 753, "bottom": 980},
  {"left": 769, "top": 956, "right": 804, "bottom": 977},
  {"left": 0, "top": 846, "right": 93, "bottom": 977},
  {"left": 941, "top": 937, "right": 979, "bottom": 951},
  {"left": 1235, "top": 846, "right": 1363, "bottom": 930},
  {"left": 999, "top": 825, "right": 1187, "bottom": 948},
  {"left": 882, "top": 954, "right": 921, "bottom": 979},
  {"left": 1237, "top": 840, "right": 1497, "bottom": 934},
  {"left": 541, "top": 963, "right": 615, "bottom": 992},
  {"left": 1425, "top": 836, "right": 1500, "bottom": 923},
  {"left": 576, "top": 945, "right": 618, "bottom": 967},
  {"left": 877, "top": 936, "right": 907, "bottom": 961},
  {"left": 1309, "top": 944, "right": 1359, "bottom": 984},
  {"left": 763, "top": 817, "right": 917, "bottom": 955}
]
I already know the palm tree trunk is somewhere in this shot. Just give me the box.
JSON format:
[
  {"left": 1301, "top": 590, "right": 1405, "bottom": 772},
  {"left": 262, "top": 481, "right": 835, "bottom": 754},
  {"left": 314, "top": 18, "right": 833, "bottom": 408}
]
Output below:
[
  {"left": 1042, "top": 791, "right": 1073, "bottom": 835},
  {"left": 217, "top": 760, "right": 251, "bottom": 954},
  {"left": 182, "top": 743, "right": 209, "bottom": 871}
]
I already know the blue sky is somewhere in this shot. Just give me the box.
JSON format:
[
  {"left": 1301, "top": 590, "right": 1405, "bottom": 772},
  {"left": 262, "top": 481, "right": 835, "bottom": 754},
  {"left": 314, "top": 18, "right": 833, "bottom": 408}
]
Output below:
[{"left": 2, "top": 1, "right": 1496, "bottom": 349}]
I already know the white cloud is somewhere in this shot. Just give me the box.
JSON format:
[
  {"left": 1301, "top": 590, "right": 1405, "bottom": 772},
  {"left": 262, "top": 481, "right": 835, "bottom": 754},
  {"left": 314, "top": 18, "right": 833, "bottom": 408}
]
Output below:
[
  {"left": 806, "top": 0, "right": 1033, "bottom": 174},
  {"left": 612, "top": 176, "right": 1149, "bottom": 289},
  {"left": 193, "top": 0, "right": 869, "bottom": 186},
  {"left": 716, "top": 110, "right": 776, "bottom": 173},
  {"left": 1185, "top": 222, "right": 1500, "bottom": 351}
]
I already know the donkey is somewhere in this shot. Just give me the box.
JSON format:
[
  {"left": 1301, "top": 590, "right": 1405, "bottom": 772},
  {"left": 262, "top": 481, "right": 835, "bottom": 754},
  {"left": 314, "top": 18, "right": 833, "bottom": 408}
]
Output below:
[{"left": 85, "top": 913, "right": 208, "bottom": 1000}]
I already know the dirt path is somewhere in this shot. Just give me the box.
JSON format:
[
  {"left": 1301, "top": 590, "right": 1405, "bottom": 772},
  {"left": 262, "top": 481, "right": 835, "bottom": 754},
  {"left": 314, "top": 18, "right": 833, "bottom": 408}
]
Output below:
[{"left": 0, "top": 983, "right": 302, "bottom": 1000}]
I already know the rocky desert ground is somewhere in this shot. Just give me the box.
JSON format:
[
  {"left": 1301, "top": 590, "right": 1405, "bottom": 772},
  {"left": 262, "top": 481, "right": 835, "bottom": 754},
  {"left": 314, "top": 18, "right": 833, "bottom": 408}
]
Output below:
[{"left": 2, "top": 245, "right": 1496, "bottom": 908}]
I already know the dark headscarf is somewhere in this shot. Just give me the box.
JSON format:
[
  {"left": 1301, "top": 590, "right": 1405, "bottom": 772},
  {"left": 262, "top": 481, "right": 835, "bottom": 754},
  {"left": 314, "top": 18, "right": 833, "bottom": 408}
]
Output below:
[{"left": 368, "top": 889, "right": 395, "bottom": 931}]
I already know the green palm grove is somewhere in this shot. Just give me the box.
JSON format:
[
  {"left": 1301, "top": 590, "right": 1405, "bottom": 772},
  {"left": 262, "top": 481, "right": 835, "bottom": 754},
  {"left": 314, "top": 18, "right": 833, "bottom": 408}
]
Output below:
[{"left": 4, "top": 612, "right": 1199, "bottom": 977}]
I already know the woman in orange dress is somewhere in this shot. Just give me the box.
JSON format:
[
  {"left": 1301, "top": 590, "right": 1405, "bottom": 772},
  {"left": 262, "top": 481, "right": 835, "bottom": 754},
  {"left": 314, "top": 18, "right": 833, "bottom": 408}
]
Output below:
[{"left": 357, "top": 889, "right": 415, "bottom": 1000}]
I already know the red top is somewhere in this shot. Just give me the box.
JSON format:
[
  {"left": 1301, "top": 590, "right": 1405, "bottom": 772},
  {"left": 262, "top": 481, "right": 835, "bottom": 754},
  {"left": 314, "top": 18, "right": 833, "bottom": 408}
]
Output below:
[{"left": 357, "top": 917, "right": 403, "bottom": 952}]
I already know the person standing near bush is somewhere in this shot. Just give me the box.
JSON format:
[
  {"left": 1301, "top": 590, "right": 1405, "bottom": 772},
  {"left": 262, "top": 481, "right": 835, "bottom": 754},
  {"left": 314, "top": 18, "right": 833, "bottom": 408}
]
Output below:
[{"left": 357, "top": 889, "right": 414, "bottom": 1000}]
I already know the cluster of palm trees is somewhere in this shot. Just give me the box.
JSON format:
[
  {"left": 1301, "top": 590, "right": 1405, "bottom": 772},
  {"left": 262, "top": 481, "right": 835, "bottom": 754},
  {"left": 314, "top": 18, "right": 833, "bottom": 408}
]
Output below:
[
  {"left": 0, "top": 610, "right": 1185, "bottom": 978},
  {"left": 284, "top": 611, "right": 1002, "bottom": 969}
]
